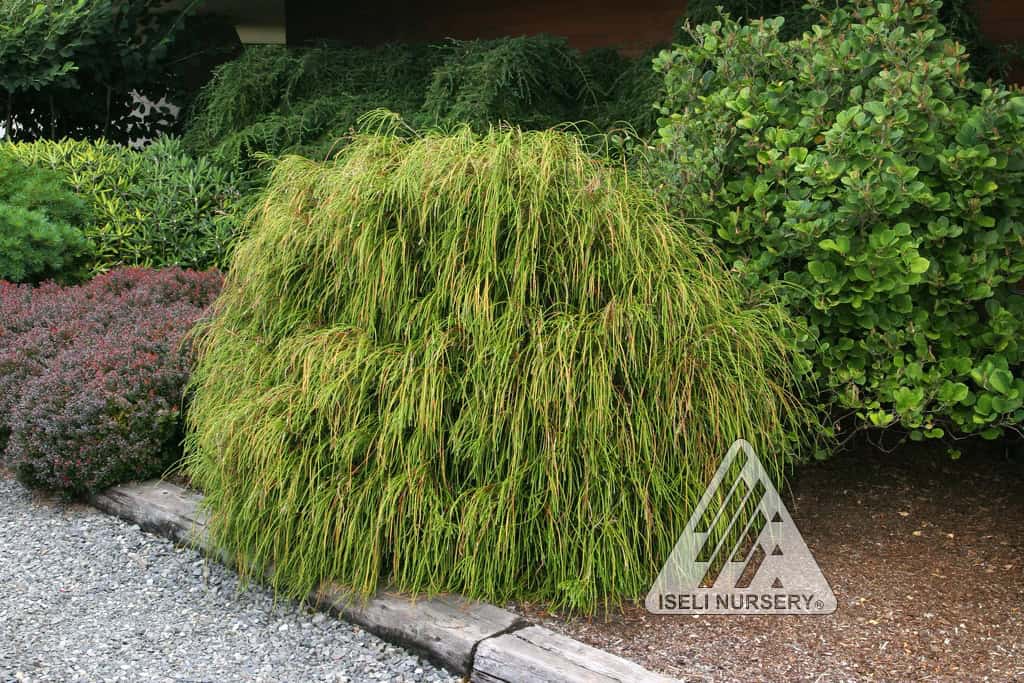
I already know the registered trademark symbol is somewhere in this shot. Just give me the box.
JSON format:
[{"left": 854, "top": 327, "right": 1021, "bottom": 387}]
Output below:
[{"left": 815, "top": 600, "right": 824, "bottom": 609}]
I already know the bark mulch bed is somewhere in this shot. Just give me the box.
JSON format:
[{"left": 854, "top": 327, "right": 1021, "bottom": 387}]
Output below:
[{"left": 513, "top": 439, "right": 1024, "bottom": 682}]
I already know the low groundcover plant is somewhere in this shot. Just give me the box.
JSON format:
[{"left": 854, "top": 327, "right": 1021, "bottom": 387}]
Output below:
[{"left": 185, "top": 122, "right": 817, "bottom": 611}]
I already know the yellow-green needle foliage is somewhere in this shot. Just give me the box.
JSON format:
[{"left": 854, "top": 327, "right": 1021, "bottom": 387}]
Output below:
[{"left": 184, "top": 124, "right": 815, "bottom": 612}]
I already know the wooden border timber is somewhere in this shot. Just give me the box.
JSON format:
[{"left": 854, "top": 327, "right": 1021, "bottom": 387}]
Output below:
[{"left": 92, "top": 480, "right": 678, "bottom": 682}]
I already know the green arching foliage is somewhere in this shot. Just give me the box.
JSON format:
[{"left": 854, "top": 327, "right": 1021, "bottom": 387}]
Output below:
[
  {"left": 185, "top": 43, "right": 439, "bottom": 145},
  {"left": 580, "top": 48, "right": 663, "bottom": 136},
  {"left": 423, "top": 37, "right": 663, "bottom": 134},
  {"left": 423, "top": 36, "right": 585, "bottom": 131},
  {"left": 5, "top": 137, "right": 241, "bottom": 273},
  {"left": 183, "top": 38, "right": 663, "bottom": 181},
  {"left": 0, "top": 154, "right": 92, "bottom": 283},
  {"left": 184, "top": 124, "right": 816, "bottom": 611},
  {"left": 183, "top": 44, "right": 440, "bottom": 177},
  {"left": 654, "top": 0, "right": 1024, "bottom": 441}
]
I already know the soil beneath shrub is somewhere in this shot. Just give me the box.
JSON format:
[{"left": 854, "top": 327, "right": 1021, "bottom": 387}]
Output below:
[{"left": 512, "top": 439, "right": 1024, "bottom": 682}]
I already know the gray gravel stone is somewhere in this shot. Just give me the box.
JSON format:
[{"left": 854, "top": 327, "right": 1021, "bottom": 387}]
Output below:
[{"left": 0, "top": 478, "right": 462, "bottom": 683}]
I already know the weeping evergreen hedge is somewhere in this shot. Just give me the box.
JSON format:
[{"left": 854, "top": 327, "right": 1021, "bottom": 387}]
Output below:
[
  {"left": 184, "top": 123, "right": 815, "bottom": 611},
  {"left": 182, "top": 38, "right": 661, "bottom": 180}
]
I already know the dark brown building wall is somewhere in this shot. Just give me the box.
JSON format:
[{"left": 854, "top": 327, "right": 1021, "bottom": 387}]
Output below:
[
  {"left": 286, "top": 0, "right": 684, "bottom": 54},
  {"left": 976, "top": 0, "right": 1024, "bottom": 45},
  {"left": 975, "top": 0, "right": 1024, "bottom": 81}
]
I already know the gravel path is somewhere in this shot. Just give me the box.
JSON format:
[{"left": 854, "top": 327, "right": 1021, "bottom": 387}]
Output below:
[{"left": 0, "top": 477, "right": 461, "bottom": 683}]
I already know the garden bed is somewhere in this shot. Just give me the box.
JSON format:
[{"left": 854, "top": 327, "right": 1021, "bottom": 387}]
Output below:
[{"left": 513, "top": 440, "right": 1024, "bottom": 681}]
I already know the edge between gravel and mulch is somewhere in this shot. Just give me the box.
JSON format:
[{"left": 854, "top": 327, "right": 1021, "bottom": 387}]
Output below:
[{"left": 91, "top": 480, "right": 678, "bottom": 683}]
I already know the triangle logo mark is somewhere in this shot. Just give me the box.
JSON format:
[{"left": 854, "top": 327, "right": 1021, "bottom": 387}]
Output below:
[{"left": 645, "top": 439, "right": 836, "bottom": 614}]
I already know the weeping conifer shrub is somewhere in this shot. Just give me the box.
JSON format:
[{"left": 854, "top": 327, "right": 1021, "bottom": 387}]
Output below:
[{"left": 184, "top": 120, "right": 816, "bottom": 611}]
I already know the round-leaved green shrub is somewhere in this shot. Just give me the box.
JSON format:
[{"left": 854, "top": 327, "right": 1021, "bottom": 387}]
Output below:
[{"left": 654, "top": 0, "right": 1024, "bottom": 441}]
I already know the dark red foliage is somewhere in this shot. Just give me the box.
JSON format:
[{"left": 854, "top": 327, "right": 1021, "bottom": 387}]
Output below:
[{"left": 0, "top": 268, "right": 221, "bottom": 496}]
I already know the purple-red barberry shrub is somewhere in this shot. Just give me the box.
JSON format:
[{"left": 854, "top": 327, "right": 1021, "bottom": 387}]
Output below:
[{"left": 0, "top": 268, "right": 221, "bottom": 496}]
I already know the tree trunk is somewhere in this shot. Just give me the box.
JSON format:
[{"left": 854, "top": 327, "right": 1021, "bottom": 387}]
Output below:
[
  {"left": 49, "top": 95, "right": 57, "bottom": 139},
  {"left": 103, "top": 85, "right": 112, "bottom": 140},
  {"left": 4, "top": 91, "right": 13, "bottom": 143}
]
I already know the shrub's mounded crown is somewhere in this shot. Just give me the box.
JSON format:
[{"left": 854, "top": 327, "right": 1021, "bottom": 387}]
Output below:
[
  {"left": 0, "top": 152, "right": 92, "bottom": 283},
  {"left": 185, "top": 125, "right": 814, "bottom": 610}
]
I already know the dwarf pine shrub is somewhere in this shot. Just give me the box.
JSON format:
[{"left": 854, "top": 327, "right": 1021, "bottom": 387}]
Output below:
[
  {"left": 0, "top": 154, "right": 92, "bottom": 283},
  {"left": 184, "top": 124, "right": 815, "bottom": 610}
]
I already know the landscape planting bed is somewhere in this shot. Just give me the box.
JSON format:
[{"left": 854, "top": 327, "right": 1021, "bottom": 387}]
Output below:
[{"left": 514, "top": 441, "right": 1024, "bottom": 681}]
